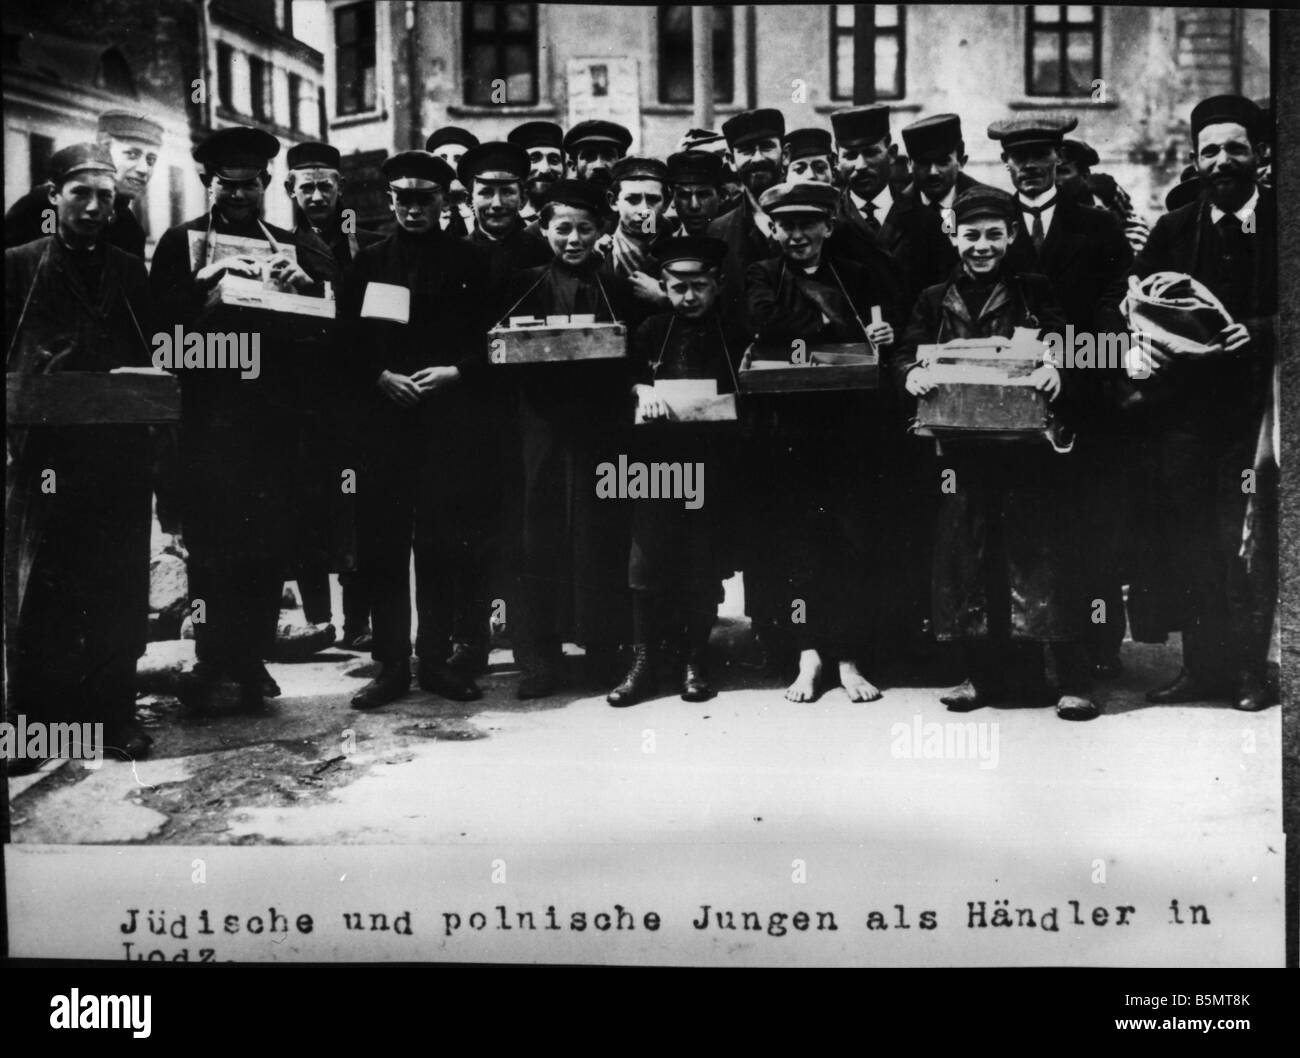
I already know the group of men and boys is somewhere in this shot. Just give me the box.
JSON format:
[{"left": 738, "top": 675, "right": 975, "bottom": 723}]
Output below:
[{"left": 4, "top": 90, "right": 1277, "bottom": 764}]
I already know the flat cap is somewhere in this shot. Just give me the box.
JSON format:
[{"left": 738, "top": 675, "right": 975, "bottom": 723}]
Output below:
[
  {"left": 667, "top": 150, "right": 723, "bottom": 187},
  {"left": 902, "top": 113, "right": 963, "bottom": 161},
  {"left": 286, "top": 141, "right": 341, "bottom": 171},
  {"left": 1190, "top": 94, "right": 1262, "bottom": 140},
  {"left": 563, "top": 120, "right": 633, "bottom": 155},
  {"left": 48, "top": 142, "right": 117, "bottom": 185},
  {"left": 611, "top": 156, "right": 671, "bottom": 187},
  {"left": 425, "top": 126, "right": 479, "bottom": 153},
  {"left": 658, "top": 235, "right": 728, "bottom": 272},
  {"left": 1060, "top": 139, "right": 1099, "bottom": 168},
  {"left": 97, "top": 110, "right": 163, "bottom": 145},
  {"left": 458, "top": 142, "right": 529, "bottom": 185},
  {"left": 953, "top": 186, "right": 1017, "bottom": 224},
  {"left": 540, "top": 178, "right": 610, "bottom": 217},
  {"left": 508, "top": 120, "right": 564, "bottom": 151},
  {"left": 783, "top": 127, "right": 833, "bottom": 162},
  {"left": 987, "top": 114, "right": 1078, "bottom": 150},
  {"left": 382, "top": 150, "right": 455, "bottom": 190},
  {"left": 193, "top": 125, "right": 281, "bottom": 174},
  {"left": 758, "top": 180, "right": 839, "bottom": 217},
  {"left": 679, "top": 127, "right": 727, "bottom": 152},
  {"left": 722, "top": 108, "right": 785, "bottom": 150},
  {"left": 831, "top": 104, "right": 891, "bottom": 148}
]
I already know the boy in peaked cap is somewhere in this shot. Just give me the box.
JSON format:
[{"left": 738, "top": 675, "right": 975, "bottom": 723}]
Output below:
[
  {"left": 6, "top": 142, "right": 158, "bottom": 766},
  {"left": 744, "top": 181, "right": 902, "bottom": 704},
  {"left": 5, "top": 109, "right": 164, "bottom": 258},
  {"left": 782, "top": 128, "right": 835, "bottom": 186},
  {"left": 607, "top": 236, "right": 750, "bottom": 706},
  {"left": 149, "top": 124, "right": 335, "bottom": 714},
  {"left": 499, "top": 179, "right": 641, "bottom": 699},
  {"left": 334, "top": 148, "right": 495, "bottom": 709},
  {"left": 894, "top": 187, "right": 1099, "bottom": 721},
  {"left": 666, "top": 151, "right": 724, "bottom": 236},
  {"left": 426, "top": 127, "right": 480, "bottom": 236}
]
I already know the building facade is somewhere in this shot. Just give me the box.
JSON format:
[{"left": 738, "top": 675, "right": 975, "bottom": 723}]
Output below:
[
  {"left": 2, "top": 0, "right": 327, "bottom": 250},
  {"left": 321, "top": 2, "right": 1271, "bottom": 221}
]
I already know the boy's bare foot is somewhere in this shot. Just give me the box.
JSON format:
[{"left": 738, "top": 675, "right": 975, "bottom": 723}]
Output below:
[
  {"left": 785, "top": 649, "right": 823, "bottom": 702},
  {"left": 839, "top": 659, "right": 882, "bottom": 702}
]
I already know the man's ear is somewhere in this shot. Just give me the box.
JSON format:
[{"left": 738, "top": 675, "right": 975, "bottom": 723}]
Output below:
[
  {"left": 607, "top": 188, "right": 619, "bottom": 210},
  {"left": 1006, "top": 219, "right": 1019, "bottom": 241},
  {"left": 283, "top": 177, "right": 294, "bottom": 197},
  {"left": 887, "top": 142, "right": 898, "bottom": 161},
  {"left": 957, "top": 151, "right": 969, "bottom": 169},
  {"left": 823, "top": 215, "right": 835, "bottom": 234},
  {"left": 46, "top": 183, "right": 59, "bottom": 206}
]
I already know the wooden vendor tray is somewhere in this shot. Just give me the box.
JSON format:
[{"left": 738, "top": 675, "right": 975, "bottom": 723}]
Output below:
[
  {"left": 489, "top": 321, "right": 627, "bottom": 364},
  {"left": 635, "top": 379, "right": 737, "bottom": 425},
  {"left": 7, "top": 370, "right": 181, "bottom": 426},
  {"left": 737, "top": 341, "right": 879, "bottom": 393},
  {"left": 912, "top": 337, "right": 1049, "bottom": 439}
]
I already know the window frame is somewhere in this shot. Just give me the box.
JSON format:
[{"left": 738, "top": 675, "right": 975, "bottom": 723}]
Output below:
[
  {"left": 334, "top": 0, "right": 378, "bottom": 117},
  {"left": 288, "top": 71, "right": 303, "bottom": 132},
  {"left": 461, "top": 2, "right": 540, "bottom": 107},
  {"left": 655, "top": 5, "right": 735, "bottom": 105},
  {"left": 829, "top": 5, "right": 907, "bottom": 103},
  {"left": 1024, "top": 5, "right": 1102, "bottom": 98},
  {"left": 216, "top": 41, "right": 234, "bottom": 111},
  {"left": 248, "top": 55, "right": 270, "bottom": 123}
]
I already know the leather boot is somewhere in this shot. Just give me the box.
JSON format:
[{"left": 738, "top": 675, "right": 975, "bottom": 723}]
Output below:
[
  {"left": 351, "top": 664, "right": 411, "bottom": 710},
  {"left": 680, "top": 649, "right": 715, "bottom": 702},
  {"left": 607, "top": 644, "right": 656, "bottom": 707}
]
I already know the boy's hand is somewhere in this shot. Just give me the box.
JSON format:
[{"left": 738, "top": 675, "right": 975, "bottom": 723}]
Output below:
[
  {"left": 634, "top": 383, "right": 670, "bottom": 423},
  {"left": 1218, "top": 322, "right": 1250, "bottom": 354},
  {"left": 266, "top": 254, "right": 311, "bottom": 291},
  {"left": 866, "top": 321, "right": 894, "bottom": 348},
  {"left": 410, "top": 365, "right": 461, "bottom": 394},
  {"left": 1029, "top": 363, "right": 1062, "bottom": 401},
  {"left": 195, "top": 254, "right": 261, "bottom": 287},
  {"left": 905, "top": 366, "right": 936, "bottom": 397},
  {"left": 377, "top": 369, "right": 423, "bottom": 407},
  {"left": 628, "top": 271, "right": 668, "bottom": 306}
]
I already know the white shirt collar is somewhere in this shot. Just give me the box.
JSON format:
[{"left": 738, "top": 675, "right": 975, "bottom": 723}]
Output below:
[
  {"left": 869, "top": 183, "right": 894, "bottom": 215},
  {"left": 1018, "top": 188, "right": 1057, "bottom": 209},
  {"left": 1210, "top": 186, "right": 1260, "bottom": 225},
  {"left": 922, "top": 185, "right": 958, "bottom": 212}
]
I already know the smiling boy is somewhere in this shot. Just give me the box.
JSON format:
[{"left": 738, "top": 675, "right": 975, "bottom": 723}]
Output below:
[{"left": 895, "top": 187, "right": 1099, "bottom": 721}]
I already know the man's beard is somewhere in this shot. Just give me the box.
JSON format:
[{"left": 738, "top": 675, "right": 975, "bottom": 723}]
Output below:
[
  {"left": 741, "top": 158, "right": 781, "bottom": 197},
  {"left": 584, "top": 168, "right": 614, "bottom": 189},
  {"left": 1201, "top": 165, "right": 1255, "bottom": 209},
  {"left": 526, "top": 174, "right": 558, "bottom": 205}
]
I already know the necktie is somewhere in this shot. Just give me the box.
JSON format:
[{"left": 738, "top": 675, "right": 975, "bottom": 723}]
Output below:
[{"left": 1021, "top": 196, "right": 1056, "bottom": 252}]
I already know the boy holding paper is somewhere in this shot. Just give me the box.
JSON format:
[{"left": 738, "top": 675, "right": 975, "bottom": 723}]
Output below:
[
  {"left": 607, "top": 236, "right": 747, "bottom": 706},
  {"left": 335, "top": 150, "right": 493, "bottom": 709},
  {"left": 895, "top": 187, "right": 1098, "bottom": 720},
  {"left": 743, "top": 181, "right": 900, "bottom": 705}
]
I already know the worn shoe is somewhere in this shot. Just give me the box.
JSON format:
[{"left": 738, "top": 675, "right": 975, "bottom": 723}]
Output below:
[
  {"left": 270, "top": 622, "right": 336, "bottom": 662},
  {"left": 1232, "top": 671, "right": 1270, "bottom": 713},
  {"left": 1145, "top": 669, "right": 1227, "bottom": 704},
  {"left": 446, "top": 641, "right": 490, "bottom": 676},
  {"left": 103, "top": 722, "right": 154, "bottom": 761},
  {"left": 607, "top": 645, "right": 656, "bottom": 707},
  {"left": 238, "top": 681, "right": 268, "bottom": 713},
  {"left": 1056, "top": 694, "right": 1100, "bottom": 721},
  {"left": 342, "top": 625, "right": 373, "bottom": 652},
  {"left": 255, "top": 662, "right": 282, "bottom": 698},
  {"left": 418, "top": 662, "right": 482, "bottom": 701},
  {"left": 680, "top": 658, "right": 716, "bottom": 702},
  {"left": 350, "top": 666, "right": 411, "bottom": 710},
  {"left": 940, "top": 678, "right": 993, "bottom": 712}
]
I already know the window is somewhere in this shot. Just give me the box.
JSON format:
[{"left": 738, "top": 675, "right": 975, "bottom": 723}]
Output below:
[
  {"left": 656, "top": 6, "right": 734, "bottom": 104},
  {"left": 289, "top": 72, "right": 303, "bottom": 131},
  {"left": 830, "top": 5, "right": 906, "bottom": 102},
  {"left": 216, "top": 42, "right": 234, "bottom": 110},
  {"left": 1026, "top": 5, "right": 1101, "bottom": 96},
  {"left": 335, "top": 1, "right": 377, "bottom": 115},
  {"left": 29, "top": 133, "right": 54, "bottom": 188},
  {"left": 462, "top": 3, "right": 539, "bottom": 106},
  {"left": 249, "top": 56, "right": 270, "bottom": 122}
]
